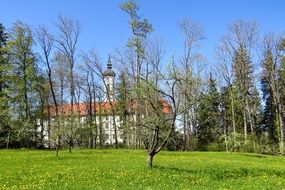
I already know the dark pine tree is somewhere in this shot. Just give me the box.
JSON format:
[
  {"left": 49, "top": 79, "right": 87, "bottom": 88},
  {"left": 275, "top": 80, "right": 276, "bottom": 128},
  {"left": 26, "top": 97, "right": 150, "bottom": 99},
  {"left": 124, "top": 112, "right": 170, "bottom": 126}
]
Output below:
[
  {"left": 260, "top": 49, "right": 278, "bottom": 144},
  {"left": 261, "top": 76, "right": 277, "bottom": 144},
  {"left": 197, "top": 74, "right": 220, "bottom": 150}
]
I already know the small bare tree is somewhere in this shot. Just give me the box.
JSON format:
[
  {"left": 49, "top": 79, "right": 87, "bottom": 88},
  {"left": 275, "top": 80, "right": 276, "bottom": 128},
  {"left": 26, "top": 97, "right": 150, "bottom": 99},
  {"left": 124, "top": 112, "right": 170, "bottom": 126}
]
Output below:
[{"left": 141, "top": 58, "right": 182, "bottom": 168}]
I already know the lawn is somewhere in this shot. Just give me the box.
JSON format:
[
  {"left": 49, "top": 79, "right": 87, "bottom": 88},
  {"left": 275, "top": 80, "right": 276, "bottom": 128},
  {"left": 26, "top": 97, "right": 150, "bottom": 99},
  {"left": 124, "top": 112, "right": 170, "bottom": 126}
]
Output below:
[{"left": 0, "top": 149, "right": 285, "bottom": 190}]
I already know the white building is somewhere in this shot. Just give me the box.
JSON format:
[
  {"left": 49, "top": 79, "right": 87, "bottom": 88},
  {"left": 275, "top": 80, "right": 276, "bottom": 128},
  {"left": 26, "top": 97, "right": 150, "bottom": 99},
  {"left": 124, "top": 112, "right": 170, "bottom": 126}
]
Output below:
[
  {"left": 40, "top": 56, "right": 171, "bottom": 147},
  {"left": 41, "top": 57, "right": 124, "bottom": 147}
]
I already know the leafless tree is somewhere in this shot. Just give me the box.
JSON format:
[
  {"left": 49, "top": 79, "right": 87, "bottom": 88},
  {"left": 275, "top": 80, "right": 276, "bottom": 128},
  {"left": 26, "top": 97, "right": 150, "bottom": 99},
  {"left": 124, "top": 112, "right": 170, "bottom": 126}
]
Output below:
[
  {"left": 54, "top": 15, "right": 81, "bottom": 152},
  {"left": 35, "top": 25, "right": 62, "bottom": 155},
  {"left": 178, "top": 18, "right": 205, "bottom": 150},
  {"left": 215, "top": 45, "right": 236, "bottom": 134}
]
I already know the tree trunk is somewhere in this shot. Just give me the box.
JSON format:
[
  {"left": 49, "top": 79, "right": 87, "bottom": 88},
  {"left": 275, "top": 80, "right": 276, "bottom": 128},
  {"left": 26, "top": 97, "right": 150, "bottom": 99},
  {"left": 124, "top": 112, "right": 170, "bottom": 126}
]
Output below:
[
  {"left": 230, "top": 90, "right": 236, "bottom": 134},
  {"left": 245, "top": 99, "right": 254, "bottom": 133},
  {"left": 186, "top": 114, "right": 191, "bottom": 150},
  {"left": 243, "top": 107, "right": 247, "bottom": 140},
  {"left": 277, "top": 102, "right": 284, "bottom": 155},
  {"left": 183, "top": 111, "right": 190, "bottom": 151},
  {"left": 47, "top": 106, "right": 51, "bottom": 149},
  {"left": 93, "top": 85, "right": 97, "bottom": 149},
  {"left": 147, "top": 153, "right": 154, "bottom": 168},
  {"left": 112, "top": 114, "right": 118, "bottom": 148},
  {"left": 47, "top": 126, "right": 51, "bottom": 149},
  {"left": 40, "top": 119, "right": 44, "bottom": 148},
  {"left": 223, "top": 126, "right": 228, "bottom": 151},
  {"left": 56, "top": 136, "right": 59, "bottom": 157},
  {"left": 68, "top": 138, "right": 72, "bottom": 153},
  {"left": 89, "top": 130, "right": 93, "bottom": 148},
  {"left": 273, "top": 92, "right": 284, "bottom": 155},
  {"left": 56, "top": 125, "right": 60, "bottom": 157},
  {"left": 6, "top": 129, "right": 10, "bottom": 149}
]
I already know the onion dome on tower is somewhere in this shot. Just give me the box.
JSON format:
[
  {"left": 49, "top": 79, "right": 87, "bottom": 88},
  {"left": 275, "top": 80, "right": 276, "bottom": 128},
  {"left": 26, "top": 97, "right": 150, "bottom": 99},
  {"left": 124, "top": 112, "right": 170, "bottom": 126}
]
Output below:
[
  {"left": 103, "top": 55, "right": 116, "bottom": 102},
  {"left": 103, "top": 55, "right": 116, "bottom": 77}
]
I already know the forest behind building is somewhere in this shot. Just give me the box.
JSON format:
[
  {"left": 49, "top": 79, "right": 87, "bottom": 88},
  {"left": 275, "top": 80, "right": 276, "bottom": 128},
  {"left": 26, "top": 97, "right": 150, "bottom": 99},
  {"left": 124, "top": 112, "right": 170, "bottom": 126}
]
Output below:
[{"left": 1, "top": 1, "right": 285, "bottom": 157}]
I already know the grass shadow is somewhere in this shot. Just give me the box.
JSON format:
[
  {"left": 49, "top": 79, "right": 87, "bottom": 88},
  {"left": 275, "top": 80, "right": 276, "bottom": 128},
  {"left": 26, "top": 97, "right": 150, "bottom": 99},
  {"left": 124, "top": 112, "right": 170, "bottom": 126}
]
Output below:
[
  {"left": 152, "top": 164, "right": 284, "bottom": 181},
  {"left": 237, "top": 153, "right": 267, "bottom": 158},
  {"left": 153, "top": 165, "right": 196, "bottom": 174}
]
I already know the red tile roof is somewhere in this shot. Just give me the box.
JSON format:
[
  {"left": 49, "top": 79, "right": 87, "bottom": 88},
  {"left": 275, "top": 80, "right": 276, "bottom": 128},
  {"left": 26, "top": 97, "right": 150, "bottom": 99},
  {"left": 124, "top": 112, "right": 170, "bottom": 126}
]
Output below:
[
  {"left": 46, "top": 101, "right": 118, "bottom": 117},
  {"left": 46, "top": 100, "right": 171, "bottom": 117}
]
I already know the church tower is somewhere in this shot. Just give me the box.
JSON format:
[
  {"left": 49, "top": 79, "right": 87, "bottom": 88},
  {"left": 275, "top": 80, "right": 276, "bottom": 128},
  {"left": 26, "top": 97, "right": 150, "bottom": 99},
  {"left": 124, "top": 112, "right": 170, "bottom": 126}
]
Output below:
[{"left": 103, "top": 55, "right": 116, "bottom": 102}]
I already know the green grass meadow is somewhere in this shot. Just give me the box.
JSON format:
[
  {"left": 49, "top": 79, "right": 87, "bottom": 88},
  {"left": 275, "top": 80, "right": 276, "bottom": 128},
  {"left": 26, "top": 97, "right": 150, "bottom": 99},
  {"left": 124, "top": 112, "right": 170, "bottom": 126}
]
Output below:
[{"left": 0, "top": 149, "right": 285, "bottom": 190}]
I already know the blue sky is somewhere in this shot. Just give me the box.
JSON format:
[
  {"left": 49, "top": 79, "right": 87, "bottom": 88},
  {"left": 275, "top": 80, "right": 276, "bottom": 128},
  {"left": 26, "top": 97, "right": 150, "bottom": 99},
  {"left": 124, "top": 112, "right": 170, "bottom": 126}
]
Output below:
[{"left": 1, "top": 0, "right": 285, "bottom": 66}]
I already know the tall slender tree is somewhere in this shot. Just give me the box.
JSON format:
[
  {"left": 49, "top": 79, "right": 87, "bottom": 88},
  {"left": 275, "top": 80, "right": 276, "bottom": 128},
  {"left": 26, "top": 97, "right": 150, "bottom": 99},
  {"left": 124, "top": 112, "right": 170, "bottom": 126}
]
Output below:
[
  {"left": 116, "top": 71, "right": 131, "bottom": 147},
  {"left": 35, "top": 26, "right": 62, "bottom": 154},
  {"left": 120, "top": 0, "right": 153, "bottom": 148},
  {"left": 0, "top": 23, "right": 11, "bottom": 148},
  {"left": 178, "top": 18, "right": 204, "bottom": 150},
  {"left": 55, "top": 15, "right": 81, "bottom": 152}
]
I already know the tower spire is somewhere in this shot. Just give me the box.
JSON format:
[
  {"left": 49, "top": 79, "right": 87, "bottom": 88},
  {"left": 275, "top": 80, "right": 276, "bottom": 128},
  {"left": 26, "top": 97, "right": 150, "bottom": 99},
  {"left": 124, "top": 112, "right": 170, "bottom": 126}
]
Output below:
[
  {"left": 107, "top": 54, "right": 112, "bottom": 69},
  {"left": 103, "top": 54, "right": 116, "bottom": 102},
  {"left": 103, "top": 54, "right": 115, "bottom": 78}
]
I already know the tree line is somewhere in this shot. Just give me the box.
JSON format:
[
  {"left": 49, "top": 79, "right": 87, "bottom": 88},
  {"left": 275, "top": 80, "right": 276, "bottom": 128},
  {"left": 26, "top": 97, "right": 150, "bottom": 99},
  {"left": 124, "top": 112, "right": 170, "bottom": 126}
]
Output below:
[{"left": 1, "top": 1, "right": 285, "bottom": 159}]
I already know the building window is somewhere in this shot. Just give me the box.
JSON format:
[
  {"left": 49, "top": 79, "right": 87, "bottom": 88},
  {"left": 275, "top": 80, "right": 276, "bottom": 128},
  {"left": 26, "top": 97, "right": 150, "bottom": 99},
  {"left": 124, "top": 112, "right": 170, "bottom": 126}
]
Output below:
[
  {"left": 105, "top": 123, "right": 108, "bottom": 129},
  {"left": 113, "top": 134, "right": 116, "bottom": 139}
]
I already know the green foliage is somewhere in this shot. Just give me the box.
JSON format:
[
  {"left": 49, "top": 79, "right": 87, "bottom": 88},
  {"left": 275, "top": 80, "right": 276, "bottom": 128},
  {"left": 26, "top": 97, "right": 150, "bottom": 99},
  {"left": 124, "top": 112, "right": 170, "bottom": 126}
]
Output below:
[
  {"left": 256, "top": 133, "right": 279, "bottom": 155},
  {"left": 206, "top": 142, "right": 222, "bottom": 151},
  {"left": 9, "top": 21, "right": 38, "bottom": 119},
  {"left": 120, "top": 0, "right": 153, "bottom": 60},
  {"left": 2, "top": 21, "right": 42, "bottom": 148},
  {"left": 165, "top": 130, "right": 183, "bottom": 151},
  {"left": 1, "top": 149, "right": 285, "bottom": 189},
  {"left": 120, "top": 1, "right": 153, "bottom": 38}
]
